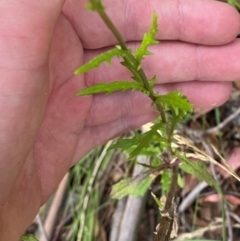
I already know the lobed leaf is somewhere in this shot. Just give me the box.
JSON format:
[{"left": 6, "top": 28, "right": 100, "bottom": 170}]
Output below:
[
  {"left": 110, "top": 123, "right": 168, "bottom": 158},
  {"left": 109, "top": 132, "right": 142, "bottom": 151},
  {"left": 169, "top": 112, "right": 184, "bottom": 137},
  {"left": 111, "top": 173, "right": 154, "bottom": 199},
  {"left": 155, "top": 91, "right": 193, "bottom": 116},
  {"left": 77, "top": 81, "right": 147, "bottom": 96},
  {"left": 75, "top": 47, "right": 130, "bottom": 74},
  {"left": 129, "top": 123, "right": 168, "bottom": 159},
  {"left": 135, "top": 12, "right": 159, "bottom": 63},
  {"left": 178, "top": 153, "right": 220, "bottom": 191}
]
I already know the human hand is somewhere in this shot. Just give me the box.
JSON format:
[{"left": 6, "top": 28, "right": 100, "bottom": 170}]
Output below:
[{"left": 0, "top": 0, "right": 239, "bottom": 240}]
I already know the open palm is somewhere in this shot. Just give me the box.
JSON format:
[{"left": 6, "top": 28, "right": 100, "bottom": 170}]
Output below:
[{"left": 0, "top": 0, "right": 239, "bottom": 240}]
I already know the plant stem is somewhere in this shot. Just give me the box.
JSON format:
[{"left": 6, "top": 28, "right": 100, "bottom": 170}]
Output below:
[
  {"left": 97, "top": 8, "right": 166, "bottom": 123},
  {"left": 154, "top": 165, "right": 179, "bottom": 241},
  {"left": 98, "top": 9, "right": 128, "bottom": 51},
  {"left": 96, "top": 5, "right": 178, "bottom": 240}
]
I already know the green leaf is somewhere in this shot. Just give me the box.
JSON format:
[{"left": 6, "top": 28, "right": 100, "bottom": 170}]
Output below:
[
  {"left": 109, "top": 132, "right": 142, "bottom": 151},
  {"left": 155, "top": 91, "right": 193, "bottom": 116},
  {"left": 110, "top": 127, "right": 168, "bottom": 159},
  {"left": 111, "top": 174, "right": 154, "bottom": 199},
  {"left": 129, "top": 123, "right": 168, "bottom": 159},
  {"left": 111, "top": 163, "right": 167, "bottom": 199},
  {"left": 75, "top": 47, "right": 130, "bottom": 74},
  {"left": 169, "top": 112, "right": 184, "bottom": 136},
  {"left": 178, "top": 154, "right": 219, "bottom": 191},
  {"left": 177, "top": 173, "right": 184, "bottom": 188},
  {"left": 135, "top": 12, "right": 159, "bottom": 63},
  {"left": 87, "top": 0, "right": 105, "bottom": 11},
  {"left": 76, "top": 81, "right": 147, "bottom": 96},
  {"left": 228, "top": 0, "right": 240, "bottom": 9},
  {"left": 149, "top": 76, "right": 157, "bottom": 88},
  {"left": 110, "top": 136, "right": 166, "bottom": 158},
  {"left": 21, "top": 234, "right": 39, "bottom": 241}
]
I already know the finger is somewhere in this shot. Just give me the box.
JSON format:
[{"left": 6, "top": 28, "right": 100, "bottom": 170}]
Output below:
[
  {"left": 84, "top": 40, "right": 240, "bottom": 84},
  {"left": 64, "top": 0, "right": 240, "bottom": 48},
  {"left": 85, "top": 81, "right": 232, "bottom": 126},
  {"left": 73, "top": 113, "right": 157, "bottom": 164},
  {"left": 0, "top": 0, "right": 66, "bottom": 203}
]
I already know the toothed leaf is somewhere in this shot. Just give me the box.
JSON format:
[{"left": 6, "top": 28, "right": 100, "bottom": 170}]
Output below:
[
  {"left": 109, "top": 132, "right": 143, "bottom": 151},
  {"left": 77, "top": 81, "right": 147, "bottom": 96},
  {"left": 111, "top": 174, "right": 154, "bottom": 199},
  {"left": 155, "top": 91, "right": 192, "bottom": 116},
  {"left": 135, "top": 12, "right": 159, "bottom": 63},
  {"left": 75, "top": 47, "right": 130, "bottom": 74},
  {"left": 129, "top": 122, "right": 168, "bottom": 159},
  {"left": 149, "top": 76, "right": 157, "bottom": 88},
  {"left": 178, "top": 154, "right": 220, "bottom": 191}
]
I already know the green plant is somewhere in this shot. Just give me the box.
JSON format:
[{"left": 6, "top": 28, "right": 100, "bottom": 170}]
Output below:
[
  {"left": 228, "top": 0, "right": 240, "bottom": 9},
  {"left": 21, "top": 234, "right": 38, "bottom": 241},
  {"left": 74, "top": 0, "right": 240, "bottom": 240}
]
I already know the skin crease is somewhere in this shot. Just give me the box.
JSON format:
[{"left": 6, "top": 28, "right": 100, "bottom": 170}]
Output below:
[{"left": 0, "top": 0, "right": 239, "bottom": 240}]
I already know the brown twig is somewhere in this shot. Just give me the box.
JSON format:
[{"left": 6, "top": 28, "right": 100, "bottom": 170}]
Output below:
[
  {"left": 179, "top": 106, "right": 240, "bottom": 139},
  {"left": 205, "top": 106, "right": 240, "bottom": 134}
]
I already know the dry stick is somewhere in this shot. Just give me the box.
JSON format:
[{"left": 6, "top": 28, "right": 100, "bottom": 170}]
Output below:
[
  {"left": 205, "top": 106, "right": 240, "bottom": 134},
  {"left": 39, "top": 173, "right": 69, "bottom": 241},
  {"left": 178, "top": 181, "right": 208, "bottom": 213},
  {"left": 109, "top": 198, "right": 127, "bottom": 241},
  {"left": 180, "top": 106, "right": 240, "bottom": 139},
  {"left": 116, "top": 156, "right": 149, "bottom": 241},
  {"left": 36, "top": 214, "right": 48, "bottom": 241},
  {"left": 174, "top": 222, "right": 240, "bottom": 241},
  {"left": 229, "top": 212, "right": 240, "bottom": 224}
]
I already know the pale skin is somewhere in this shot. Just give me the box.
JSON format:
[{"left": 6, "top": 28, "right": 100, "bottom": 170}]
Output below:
[{"left": 0, "top": 0, "right": 240, "bottom": 240}]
